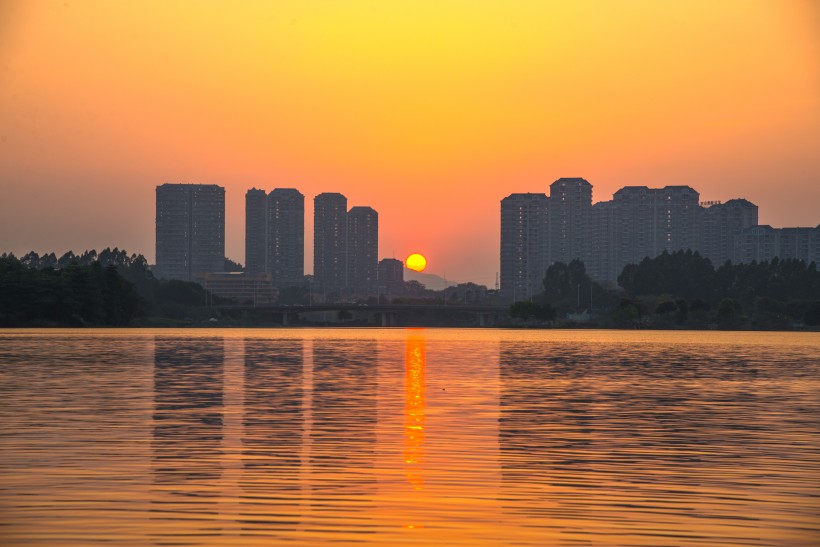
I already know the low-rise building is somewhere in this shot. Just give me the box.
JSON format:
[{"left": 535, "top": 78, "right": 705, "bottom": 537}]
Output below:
[
  {"left": 378, "top": 258, "right": 404, "bottom": 298},
  {"left": 196, "top": 272, "right": 278, "bottom": 305}
]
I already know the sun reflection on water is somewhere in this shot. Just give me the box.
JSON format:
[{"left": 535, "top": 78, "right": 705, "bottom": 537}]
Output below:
[{"left": 404, "top": 332, "right": 426, "bottom": 492}]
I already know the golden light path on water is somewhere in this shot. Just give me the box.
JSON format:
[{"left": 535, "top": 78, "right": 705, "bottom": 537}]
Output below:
[
  {"left": 0, "top": 328, "right": 819, "bottom": 546},
  {"left": 404, "top": 332, "right": 426, "bottom": 507}
]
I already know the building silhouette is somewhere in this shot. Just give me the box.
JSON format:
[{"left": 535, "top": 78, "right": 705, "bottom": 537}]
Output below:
[
  {"left": 608, "top": 186, "right": 653, "bottom": 273},
  {"left": 810, "top": 227, "right": 820, "bottom": 264},
  {"left": 735, "top": 225, "right": 778, "bottom": 263},
  {"left": 549, "top": 178, "right": 592, "bottom": 266},
  {"left": 736, "top": 225, "right": 820, "bottom": 264},
  {"left": 244, "top": 188, "right": 304, "bottom": 288},
  {"left": 699, "top": 199, "right": 758, "bottom": 266},
  {"left": 313, "top": 193, "right": 348, "bottom": 296},
  {"left": 607, "top": 185, "right": 700, "bottom": 280},
  {"left": 777, "top": 227, "right": 817, "bottom": 262},
  {"left": 312, "top": 194, "right": 380, "bottom": 298},
  {"left": 244, "top": 189, "right": 268, "bottom": 276},
  {"left": 378, "top": 258, "right": 404, "bottom": 298},
  {"left": 588, "top": 200, "right": 617, "bottom": 282},
  {"left": 347, "top": 206, "right": 379, "bottom": 296},
  {"left": 498, "top": 178, "right": 818, "bottom": 297},
  {"left": 155, "top": 183, "right": 224, "bottom": 281},
  {"left": 197, "top": 272, "right": 277, "bottom": 305},
  {"left": 268, "top": 189, "right": 305, "bottom": 287},
  {"left": 500, "top": 193, "right": 549, "bottom": 300}
]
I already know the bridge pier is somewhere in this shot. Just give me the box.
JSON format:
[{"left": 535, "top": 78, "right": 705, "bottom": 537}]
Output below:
[
  {"left": 282, "top": 312, "right": 289, "bottom": 326},
  {"left": 380, "top": 312, "right": 396, "bottom": 327}
]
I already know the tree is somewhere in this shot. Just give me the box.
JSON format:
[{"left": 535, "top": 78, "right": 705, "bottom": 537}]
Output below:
[
  {"left": 655, "top": 300, "right": 677, "bottom": 315},
  {"left": 716, "top": 298, "right": 738, "bottom": 327},
  {"left": 510, "top": 301, "right": 538, "bottom": 320},
  {"left": 542, "top": 259, "right": 595, "bottom": 312},
  {"left": 610, "top": 298, "right": 641, "bottom": 327},
  {"left": 618, "top": 250, "right": 715, "bottom": 301},
  {"left": 804, "top": 302, "right": 820, "bottom": 326},
  {"left": 535, "top": 302, "right": 556, "bottom": 321},
  {"left": 0, "top": 254, "right": 145, "bottom": 326},
  {"left": 675, "top": 299, "right": 689, "bottom": 324},
  {"left": 616, "top": 252, "right": 820, "bottom": 328}
]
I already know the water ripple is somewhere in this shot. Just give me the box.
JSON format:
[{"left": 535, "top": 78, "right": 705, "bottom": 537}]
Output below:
[{"left": 1, "top": 328, "right": 819, "bottom": 546}]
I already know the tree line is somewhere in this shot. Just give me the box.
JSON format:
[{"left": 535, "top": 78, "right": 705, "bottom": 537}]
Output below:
[
  {"left": 0, "top": 249, "right": 224, "bottom": 327},
  {"left": 510, "top": 250, "right": 820, "bottom": 329}
]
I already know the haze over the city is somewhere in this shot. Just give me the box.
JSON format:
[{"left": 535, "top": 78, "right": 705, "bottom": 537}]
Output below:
[{"left": 1, "top": 1, "right": 818, "bottom": 285}]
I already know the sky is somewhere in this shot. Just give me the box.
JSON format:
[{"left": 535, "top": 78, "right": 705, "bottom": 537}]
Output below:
[{"left": 1, "top": 1, "right": 818, "bottom": 286}]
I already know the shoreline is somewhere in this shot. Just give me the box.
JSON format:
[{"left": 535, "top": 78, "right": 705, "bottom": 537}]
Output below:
[{"left": 2, "top": 322, "right": 818, "bottom": 333}]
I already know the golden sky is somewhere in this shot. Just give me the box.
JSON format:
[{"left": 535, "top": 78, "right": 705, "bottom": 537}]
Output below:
[{"left": 1, "top": 1, "right": 818, "bottom": 284}]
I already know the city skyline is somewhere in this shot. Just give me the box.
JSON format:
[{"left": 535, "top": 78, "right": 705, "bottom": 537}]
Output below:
[
  {"left": 1, "top": 2, "right": 818, "bottom": 286},
  {"left": 6, "top": 174, "right": 819, "bottom": 288},
  {"left": 154, "top": 178, "right": 817, "bottom": 297}
]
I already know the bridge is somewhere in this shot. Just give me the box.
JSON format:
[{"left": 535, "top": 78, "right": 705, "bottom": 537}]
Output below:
[{"left": 214, "top": 303, "right": 509, "bottom": 326}]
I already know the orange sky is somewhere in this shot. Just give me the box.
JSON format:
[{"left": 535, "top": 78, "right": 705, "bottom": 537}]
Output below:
[{"left": 1, "top": 1, "right": 818, "bottom": 285}]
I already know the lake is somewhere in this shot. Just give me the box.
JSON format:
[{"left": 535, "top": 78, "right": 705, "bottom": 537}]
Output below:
[{"left": 1, "top": 328, "right": 819, "bottom": 546}]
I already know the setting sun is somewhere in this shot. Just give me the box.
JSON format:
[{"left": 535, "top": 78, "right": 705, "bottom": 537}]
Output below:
[{"left": 406, "top": 253, "right": 427, "bottom": 273}]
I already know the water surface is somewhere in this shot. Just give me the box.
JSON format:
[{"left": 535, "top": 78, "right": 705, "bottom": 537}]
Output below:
[{"left": 1, "top": 329, "right": 819, "bottom": 546}]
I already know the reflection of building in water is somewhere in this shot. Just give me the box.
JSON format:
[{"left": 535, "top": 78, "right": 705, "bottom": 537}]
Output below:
[
  {"left": 152, "top": 337, "right": 224, "bottom": 486},
  {"left": 310, "top": 340, "right": 378, "bottom": 509},
  {"left": 404, "top": 335, "right": 426, "bottom": 489},
  {"left": 241, "top": 339, "right": 304, "bottom": 526},
  {"left": 498, "top": 342, "right": 594, "bottom": 517},
  {"left": 499, "top": 343, "right": 541, "bottom": 490}
]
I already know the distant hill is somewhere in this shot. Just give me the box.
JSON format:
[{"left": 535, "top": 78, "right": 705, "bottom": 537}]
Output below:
[{"left": 405, "top": 270, "right": 458, "bottom": 291}]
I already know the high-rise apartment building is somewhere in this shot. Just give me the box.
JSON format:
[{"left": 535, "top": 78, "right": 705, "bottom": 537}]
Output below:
[
  {"left": 245, "top": 189, "right": 268, "bottom": 275},
  {"left": 156, "top": 183, "right": 224, "bottom": 281},
  {"left": 267, "top": 188, "right": 304, "bottom": 287},
  {"left": 735, "top": 225, "right": 820, "bottom": 265},
  {"left": 313, "top": 193, "right": 348, "bottom": 296},
  {"left": 776, "top": 227, "right": 815, "bottom": 263},
  {"left": 244, "top": 187, "right": 305, "bottom": 287},
  {"left": 699, "top": 199, "right": 758, "bottom": 266},
  {"left": 347, "top": 206, "right": 379, "bottom": 296},
  {"left": 603, "top": 185, "right": 700, "bottom": 282},
  {"left": 548, "top": 178, "right": 592, "bottom": 266},
  {"left": 588, "top": 200, "right": 617, "bottom": 282},
  {"left": 610, "top": 186, "right": 654, "bottom": 273},
  {"left": 735, "top": 225, "right": 779, "bottom": 263},
  {"left": 653, "top": 186, "right": 700, "bottom": 255},
  {"left": 500, "top": 193, "right": 549, "bottom": 300},
  {"left": 811, "top": 226, "right": 820, "bottom": 265}
]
